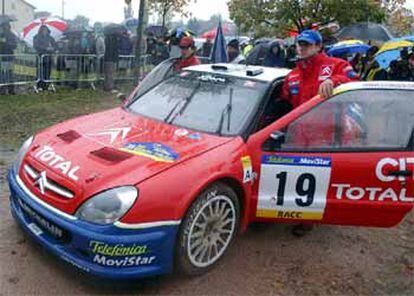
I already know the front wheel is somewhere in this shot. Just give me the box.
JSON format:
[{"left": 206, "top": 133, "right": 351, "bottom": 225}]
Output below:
[{"left": 176, "top": 182, "right": 240, "bottom": 275}]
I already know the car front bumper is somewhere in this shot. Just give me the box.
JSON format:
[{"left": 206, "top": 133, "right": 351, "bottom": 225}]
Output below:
[{"left": 7, "top": 169, "right": 179, "bottom": 279}]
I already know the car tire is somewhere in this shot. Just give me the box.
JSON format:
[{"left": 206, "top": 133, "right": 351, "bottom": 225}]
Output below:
[{"left": 176, "top": 182, "right": 240, "bottom": 276}]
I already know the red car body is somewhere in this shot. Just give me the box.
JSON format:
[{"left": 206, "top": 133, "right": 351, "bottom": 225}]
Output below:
[{"left": 8, "top": 64, "right": 414, "bottom": 279}]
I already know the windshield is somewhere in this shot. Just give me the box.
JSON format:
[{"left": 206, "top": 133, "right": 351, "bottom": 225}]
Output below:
[{"left": 127, "top": 71, "right": 269, "bottom": 136}]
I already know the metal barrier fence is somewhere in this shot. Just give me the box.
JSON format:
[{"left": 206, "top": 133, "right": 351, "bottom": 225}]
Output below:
[
  {"left": 0, "top": 54, "right": 208, "bottom": 92},
  {"left": 40, "top": 54, "right": 99, "bottom": 90},
  {"left": 0, "top": 54, "right": 39, "bottom": 88}
]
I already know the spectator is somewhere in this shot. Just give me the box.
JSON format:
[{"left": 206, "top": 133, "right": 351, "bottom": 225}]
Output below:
[
  {"left": 241, "top": 40, "right": 253, "bottom": 57},
  {"left": 201, "top": 38, "right": 213, "bottom": 58},
  {"left": 365, "top": 61, "right": 387, "bottom": 81},
  {"left": 169, "top": 35, "right": 181, "bottom": 59},
  {"left": 227, "top": 39, "right": 245, "bottom": 64},
  {"left": 33, "top": 25, "right": 57, "bottom": 90},
  {"left": 153, "top": 36, "right": 169, "bottom": 65},
  {"left": 360, "top": 46, "right": 379, "bottom": 80},
  {"left": 0, "top": 22, "right": 18, "bottom": 94},
  {"left": 285, "top": 44, "right": 297, "bottom": 69},
  {"left": 119, "top": 31, "right": 133, "bottom": 56},
  {"left": 103, "top": 29, "right": 120, "bottom": 91},
  {"left": 95, "top": 30, "right": 105, "bottom": 74},
  {"left": 173, "top": 36, "right": 200, "bottom": 72},
  {"left": 263, "top": 40, "right": 285, "bottom": 68}
]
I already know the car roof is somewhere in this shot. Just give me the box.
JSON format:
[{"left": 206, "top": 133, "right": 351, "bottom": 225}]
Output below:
[
  {"left": 335, "top": 81, "right": 414, "bottom": 95},
  {"left": 185, "top": 63, "right": 291, "bottom": 83}
]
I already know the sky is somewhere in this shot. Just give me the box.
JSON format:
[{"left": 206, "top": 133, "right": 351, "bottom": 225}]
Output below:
[
  {"left": 25, "top": 0, "right": 230, "bottom": 23},
  {"left": 24, "top": 0, "right": 414, "bottom": 24}
]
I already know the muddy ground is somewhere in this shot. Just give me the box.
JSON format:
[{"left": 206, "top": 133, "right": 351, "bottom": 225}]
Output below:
[{"left": 0, "top": 90, "right": 413, "bottom": 295}]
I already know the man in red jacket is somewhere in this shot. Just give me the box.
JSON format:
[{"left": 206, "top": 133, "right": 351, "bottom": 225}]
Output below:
[
  {"left": 281, "top": 30, "right": 358, "bottom": 237},
  {"left": 173, "top": 36, "right": 201, "bottom": 72},
  {"left": 281, "top": 30, "right": 358, "bottom": 108}
]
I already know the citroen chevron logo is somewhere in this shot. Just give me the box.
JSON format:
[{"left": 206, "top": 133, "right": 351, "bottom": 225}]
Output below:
[
  {"left": 34, "top": 171, "right": 47, "bottom": 195},
  {"left": 89, "top": 127, "right": 131, "bottom": 144}
]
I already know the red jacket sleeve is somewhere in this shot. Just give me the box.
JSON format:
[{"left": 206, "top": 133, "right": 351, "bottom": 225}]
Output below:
[{"left": 330, "top": 59, "right": 359, "bottom": 87}]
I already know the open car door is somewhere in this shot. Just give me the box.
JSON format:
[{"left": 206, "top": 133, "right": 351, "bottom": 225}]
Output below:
[{"left": 247, "top": 86, "right": 414, "bottom": 227}]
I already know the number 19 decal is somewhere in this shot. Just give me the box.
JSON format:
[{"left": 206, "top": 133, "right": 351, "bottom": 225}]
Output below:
[{"left": 257, "top": 155, "right": 332, "bottom": 220}]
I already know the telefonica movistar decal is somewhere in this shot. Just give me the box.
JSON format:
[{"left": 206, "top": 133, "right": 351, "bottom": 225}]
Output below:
[
  {"left": 90, "top": 241, "right": 148, "bottom": 256},
  {"left": 89, "top": 241, "right": 156, "bottom": 267}
]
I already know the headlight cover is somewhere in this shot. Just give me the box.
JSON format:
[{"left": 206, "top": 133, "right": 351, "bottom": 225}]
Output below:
[
  {"left": 75, "top": 186, "right": 138, "bottom": 225},
  {"left": 13, "top": 136, "right": 34, "bottom": 174}
]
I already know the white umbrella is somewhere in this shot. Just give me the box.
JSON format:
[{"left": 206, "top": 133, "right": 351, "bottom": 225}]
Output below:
[{"left": 22, "top": 17, "right": 68, "bottom": 46}]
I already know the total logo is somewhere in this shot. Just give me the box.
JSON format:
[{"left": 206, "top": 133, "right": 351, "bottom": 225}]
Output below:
[
  {"left": 332, "top": 157, "right": 414, "bottom": 203},
  {"left": 35, "top": 146, "right": 80, "bottom": 181}
]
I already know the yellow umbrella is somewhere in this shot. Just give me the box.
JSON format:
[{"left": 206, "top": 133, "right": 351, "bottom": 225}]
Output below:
[{"left": 377, "top": 40, "right": 414, "bottom": 55}]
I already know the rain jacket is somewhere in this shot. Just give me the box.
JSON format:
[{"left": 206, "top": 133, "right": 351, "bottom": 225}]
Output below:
[
  {"left": 173, "top": 54, "right": 200, "bottom": 72},
  {"left": 263, "top": 41, "right": 285, "bottom": 68},
  {"left": 33, "top": 27, "right": 57, "bottom": 55},
  {"left": 281, "top": 52, "right": 359, "bottom": 109}
]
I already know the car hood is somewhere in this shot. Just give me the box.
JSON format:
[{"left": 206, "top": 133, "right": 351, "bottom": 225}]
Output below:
[{"left": 21, "top": 107, "right": 233, "bottom": 214}]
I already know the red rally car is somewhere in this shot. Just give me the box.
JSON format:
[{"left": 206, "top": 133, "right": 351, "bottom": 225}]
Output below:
[{"left": 7, "top": 63, "right": 414, "bottom": 279}]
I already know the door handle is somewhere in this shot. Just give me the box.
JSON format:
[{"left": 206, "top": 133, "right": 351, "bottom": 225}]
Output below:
[{"left": 386, "top": 170, "right": 413, "bottom": 177}]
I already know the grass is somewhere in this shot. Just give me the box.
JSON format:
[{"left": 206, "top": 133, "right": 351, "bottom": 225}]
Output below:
[{"left": 0, "top": 89, "right": 123, "bottom": 150}]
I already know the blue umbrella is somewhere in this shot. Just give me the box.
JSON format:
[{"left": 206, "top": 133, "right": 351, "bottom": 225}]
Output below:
[
  {"left": 210, "top": 20, "right": 228, "bottom": 63},
  {"left": 327, "top": 43, "right": 371, "bottom": 56}
]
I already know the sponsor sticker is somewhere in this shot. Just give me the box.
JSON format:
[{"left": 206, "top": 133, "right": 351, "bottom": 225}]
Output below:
[
  {"left": 34, "top": 145, "right": 80, "bottom": 181},
  {"left": 89, "top": 241, "right": 156, "bottom": 268},
  {"left": 241, "top": 156, "right": 253, "bottom": 183},
  {"left": 121, "top": 142, "right": 179, "bottom": 163},
  {"left": 257, "top": 155, "right": 332, "bottom": 220},
  {"left": 28, "top": 223, "right": 43, "bottom": 236}
]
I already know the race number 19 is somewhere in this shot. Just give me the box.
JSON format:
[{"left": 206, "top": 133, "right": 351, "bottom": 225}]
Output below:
[{"left": 257, "top": 155, "right": 331, "bottom": 220}]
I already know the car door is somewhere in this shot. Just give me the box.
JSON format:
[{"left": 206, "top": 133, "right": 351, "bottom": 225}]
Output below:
[{"left": 246, "top": 87, "right": 414, "bottom": 227}]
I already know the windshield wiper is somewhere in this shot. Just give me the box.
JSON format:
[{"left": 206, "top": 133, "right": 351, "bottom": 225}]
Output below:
[
  {"left": 164, "top": 82, "right": 201, "bottom": 124},
  {"left": 216, "top": 88, "right": 234, "bottom": 136}
]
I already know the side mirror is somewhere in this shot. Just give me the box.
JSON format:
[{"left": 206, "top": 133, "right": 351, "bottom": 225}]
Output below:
[
  {"left": 117, "top": 93, "right": 127, "bottom": 104},
  {"left": 262, "top": 131, "right": 286, "bottom": 152},
  {"left": 270, "top": 131, "right": 285, "bottom": 143}
]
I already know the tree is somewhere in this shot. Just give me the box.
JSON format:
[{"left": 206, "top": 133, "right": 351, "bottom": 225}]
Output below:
[
  {"left": 228, "top": 0, "right": 389, "bottom": 37},
  {"left": 381, "top": 0, "right": 414, "bottom": 35},
  {"left": 148, "top": 0, "right": 194, "bottom": 28},
  {"left": 67, "top": 15, "right": 90, "bottom": 28}
]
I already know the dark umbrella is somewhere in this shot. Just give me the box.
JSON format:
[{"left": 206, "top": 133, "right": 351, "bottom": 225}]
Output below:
[
  {"left": 0, "top": 14, "right": 17, "bottom": 26},
  {"left": 336, "top": 22, "right": 393, "bottom": 42},
  {"left": 254, "top": 37, "right": 272, "bottom": 46},
  {"left": 104, "top": 23, "right": 128, "bottom": 36},
  {"left": 146, "top": 25, "right": 168, "bottom": 38},
  {"left": 64, "top": 25, "right": 93, "bottom": 35}
]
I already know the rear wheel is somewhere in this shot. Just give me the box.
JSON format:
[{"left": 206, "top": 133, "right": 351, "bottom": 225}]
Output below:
[{"left": 176, "top": 182, "right": 240, "bottom": 275}]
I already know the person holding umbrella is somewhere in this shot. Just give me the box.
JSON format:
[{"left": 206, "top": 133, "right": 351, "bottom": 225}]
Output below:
[
  {"left": 0, "top": 19, "right": 18, "bottom": 94},
  {"left": 33, "top": 25, "right": 58, "bottom": 90}
]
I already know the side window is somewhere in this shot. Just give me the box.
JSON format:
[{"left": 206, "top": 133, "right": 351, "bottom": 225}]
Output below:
[
  {"left": 277, "top": 89, "right": 414, "bottom": 151},
  {"left": 255, "top": 82, "right": 293, "bottom": 132}
]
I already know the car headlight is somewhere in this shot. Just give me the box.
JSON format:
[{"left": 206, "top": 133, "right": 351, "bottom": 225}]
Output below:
[
  {"left": 13, "top": 136, "right": 34, "bottom": 174},
  {"left": 75, "top": 186, "right": 138, "bottom": 225}
]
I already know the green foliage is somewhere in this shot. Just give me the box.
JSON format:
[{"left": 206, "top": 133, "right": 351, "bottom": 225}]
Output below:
[{"left": 228, "top": 0, "right": 398, "bottom": 37}]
